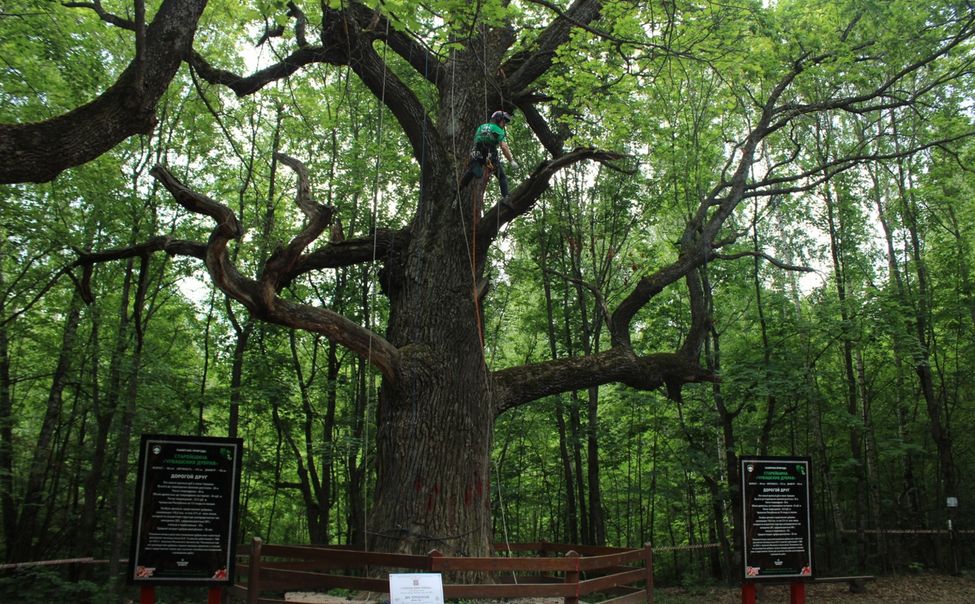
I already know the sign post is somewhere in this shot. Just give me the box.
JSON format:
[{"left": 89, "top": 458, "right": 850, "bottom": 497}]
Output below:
[
  {"left": 947, "top": 496, "right": 960, "bottom": 575},
  {"left": 129, "top": 434, "right": 243, "bottom": 601},
  {"left": 739, "top": 456, "right": 814, "bottom": 603}
]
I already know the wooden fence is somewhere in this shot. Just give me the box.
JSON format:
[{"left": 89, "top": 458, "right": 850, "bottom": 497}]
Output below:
[{"left": 229, "top": 539, "right": 654, "bottom": 604}]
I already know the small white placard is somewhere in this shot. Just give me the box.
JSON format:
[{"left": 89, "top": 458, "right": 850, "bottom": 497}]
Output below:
[{"left": 389, "top": 573, "right": 444, "bottom": 604}]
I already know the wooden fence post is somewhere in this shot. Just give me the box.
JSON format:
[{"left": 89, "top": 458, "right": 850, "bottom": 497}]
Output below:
[
  {"left": 246, "top": 537, "right": 263, "bottom": 604},
  {"left": 644, "top": 543, "right": 654, "bottom": 604},
  {"left": 563, "top": 550, "right": 580, "bottom": 604},
  {"left": 428, "top": 549, "right": 443, "bottom": 573}
]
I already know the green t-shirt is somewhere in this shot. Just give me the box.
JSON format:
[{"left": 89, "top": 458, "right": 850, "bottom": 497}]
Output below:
[{"left": 473, "top": 123, "right": 506, "bottom": 145}]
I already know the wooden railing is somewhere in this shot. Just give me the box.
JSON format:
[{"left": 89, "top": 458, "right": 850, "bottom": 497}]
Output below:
[{"left": 229, "top": 539, "right": 654, "bottom": 604}]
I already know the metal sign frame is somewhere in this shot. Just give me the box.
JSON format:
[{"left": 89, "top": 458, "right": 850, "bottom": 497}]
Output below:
[
  {"left": 129, "top": 434, "right": 244, "bottom": 585},
  {"left": 739, "top": 456, "right": 815, "bottom": 582}
]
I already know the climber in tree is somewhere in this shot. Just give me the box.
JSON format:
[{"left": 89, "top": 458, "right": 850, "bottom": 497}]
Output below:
[{"left": 458, "top": 110, "right": 517, "bottom": 204}]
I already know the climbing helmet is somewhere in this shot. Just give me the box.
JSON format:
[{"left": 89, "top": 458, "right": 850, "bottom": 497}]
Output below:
[{"left": 491, "top": 110, "right": 513, "bottom": 124}]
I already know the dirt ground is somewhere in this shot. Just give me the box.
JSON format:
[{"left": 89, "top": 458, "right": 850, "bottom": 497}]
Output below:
[
  {"left": 655, "top": 573, "right": 975, "bottom": 603},
  {"left": 284, "top": 573, "right": 975, "bottom": 603}
]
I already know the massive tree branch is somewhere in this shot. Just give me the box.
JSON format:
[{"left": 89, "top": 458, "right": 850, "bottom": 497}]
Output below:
[
  {"left": 493, "top": 347, "right": 717, "bottom": 415},
  {"left": 76, "top": 164, "right": 401, "bottom": 380},
  {"left": 610, "top": 251, "right": 709, "bottom": 349},
  {"left": 346, "top": 2, "right": 446, "bottom": 86},
  {"left": 0, "top": 0, "right": 207, "bottom": 183},
  {"left": 156, "top": 164, "right": 400, "bottom": 379},
  {"left": 292, "top": 229, "right": 411, "bottom": 276},
  {"left": 345, "top": 27, "right": 445, "bottom": 170}
]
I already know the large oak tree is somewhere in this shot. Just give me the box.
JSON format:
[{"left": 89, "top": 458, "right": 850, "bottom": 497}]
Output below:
[{"left": 4, "top": 0, "right": 974, "bottom": 557}]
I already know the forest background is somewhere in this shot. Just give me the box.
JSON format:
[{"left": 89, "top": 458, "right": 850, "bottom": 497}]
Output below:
[{"left": 2, "top": 0, "right": 975, "bottom": 601}]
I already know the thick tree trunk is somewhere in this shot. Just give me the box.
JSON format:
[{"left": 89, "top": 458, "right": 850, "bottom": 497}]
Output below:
[{"left": 367, "top": 171, "right": 494, "bottom": 556}]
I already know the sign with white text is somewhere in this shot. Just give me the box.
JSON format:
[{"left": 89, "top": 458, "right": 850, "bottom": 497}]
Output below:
[
  {"left": 389, "top": 573, "right": 445, "bottom": 604},
  {"left": 129, "top": 434, "right": 243, "bottom": 584},
  {"left": 740, "top": 456, "right": 814, "bottom": 581}
]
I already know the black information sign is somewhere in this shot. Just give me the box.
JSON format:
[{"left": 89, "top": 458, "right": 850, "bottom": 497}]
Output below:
[
  {"left": 129, "top": 434, "right": 243, "bottom": 585},
  {"left": 740, "top": 456, "right": 814, "bottom": 581}
]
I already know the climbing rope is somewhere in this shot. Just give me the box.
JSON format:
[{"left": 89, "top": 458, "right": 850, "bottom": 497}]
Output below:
[{"left": 361, "top": 13, "right": 392, "bottom": 554}]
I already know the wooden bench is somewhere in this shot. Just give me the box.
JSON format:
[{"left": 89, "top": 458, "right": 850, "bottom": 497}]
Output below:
[{"left": 813, "top": 575, "right": 875, "bottom": 593}]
